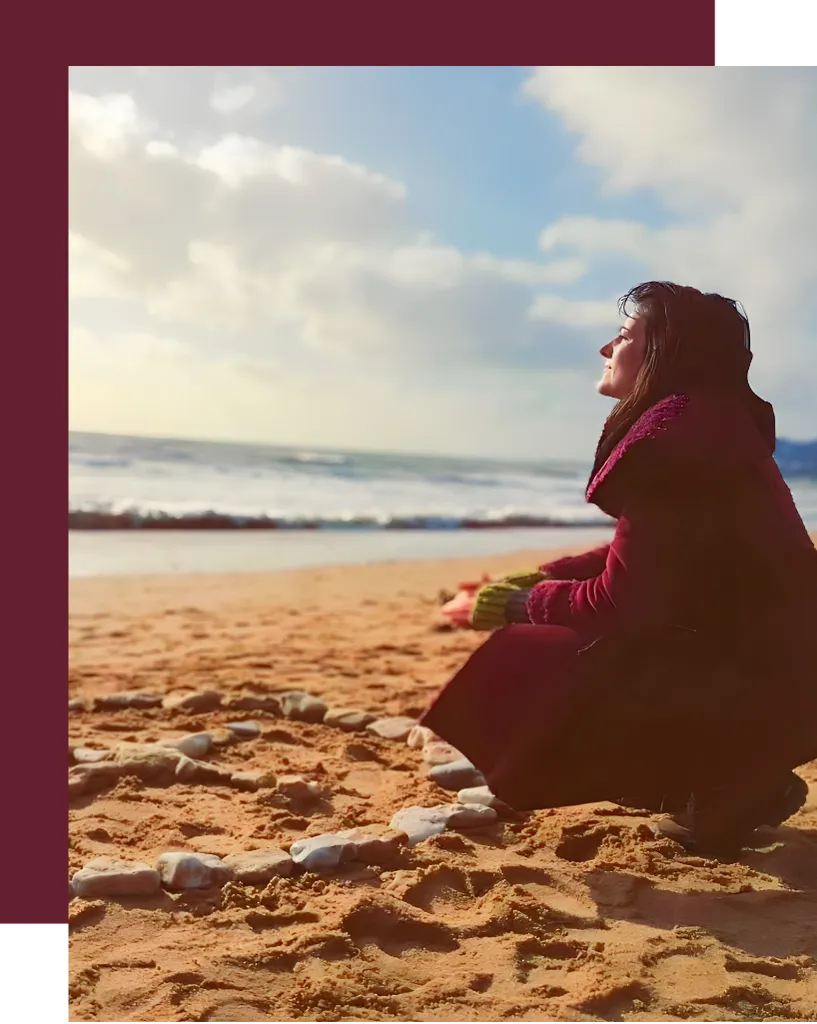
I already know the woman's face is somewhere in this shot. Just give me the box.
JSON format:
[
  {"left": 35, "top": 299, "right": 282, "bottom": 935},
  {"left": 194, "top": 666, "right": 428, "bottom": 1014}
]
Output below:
[{"left": 598, "top": 314, "right": 647, "bottom": 399}]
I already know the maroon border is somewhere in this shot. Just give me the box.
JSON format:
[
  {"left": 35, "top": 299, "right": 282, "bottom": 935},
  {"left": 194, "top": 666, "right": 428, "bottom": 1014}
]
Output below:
[{"left": 2, "top": 67, "right": 68, "bottom": 924}]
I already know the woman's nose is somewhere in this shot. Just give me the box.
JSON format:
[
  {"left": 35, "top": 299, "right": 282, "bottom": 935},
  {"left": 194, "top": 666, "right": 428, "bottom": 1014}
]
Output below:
[{"left": 600, "top": 341, "right": 613, "bottom": 358}]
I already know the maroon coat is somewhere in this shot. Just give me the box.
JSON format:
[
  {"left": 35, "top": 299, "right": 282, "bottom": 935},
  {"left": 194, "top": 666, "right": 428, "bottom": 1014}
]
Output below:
[{"left": 421, "top": 392, "right": 817, "bottom": 811}]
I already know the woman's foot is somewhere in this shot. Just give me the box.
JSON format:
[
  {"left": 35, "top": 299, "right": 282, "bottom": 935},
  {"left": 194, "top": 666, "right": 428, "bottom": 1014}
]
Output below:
[{"left": 653, "top": 772, "right": 808, "bottom": 858}]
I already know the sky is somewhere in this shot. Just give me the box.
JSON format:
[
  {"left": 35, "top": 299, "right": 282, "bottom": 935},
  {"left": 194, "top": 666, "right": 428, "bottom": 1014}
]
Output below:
[{"left": 69, "top": 66, "right": 817, "bottom": 459}]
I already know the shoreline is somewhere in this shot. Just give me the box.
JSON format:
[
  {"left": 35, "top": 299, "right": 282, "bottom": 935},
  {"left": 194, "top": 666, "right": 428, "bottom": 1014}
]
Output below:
[{"left": 69, "top": 526, "right": 615, "bottom": 580}]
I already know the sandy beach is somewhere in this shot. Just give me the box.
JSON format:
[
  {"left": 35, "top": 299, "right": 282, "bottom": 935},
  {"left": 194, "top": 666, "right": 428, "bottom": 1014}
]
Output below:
[{"left": 68, "top": 541, "right": 817, "bottom": 1023}]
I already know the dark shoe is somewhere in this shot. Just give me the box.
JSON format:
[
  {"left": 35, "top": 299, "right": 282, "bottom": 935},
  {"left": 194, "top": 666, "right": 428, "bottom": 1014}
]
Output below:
[{"left": 653, "top": 772, "right": 808, "bottom": 858}]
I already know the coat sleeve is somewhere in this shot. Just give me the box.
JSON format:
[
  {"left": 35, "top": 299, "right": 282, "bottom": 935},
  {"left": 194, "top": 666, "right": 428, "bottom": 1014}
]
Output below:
[
  {"left": 539, "top": 545, "right": 611, "bottom": 581},
  {"left": 526, "top": 487, "right": 697, "bottom": 640}
]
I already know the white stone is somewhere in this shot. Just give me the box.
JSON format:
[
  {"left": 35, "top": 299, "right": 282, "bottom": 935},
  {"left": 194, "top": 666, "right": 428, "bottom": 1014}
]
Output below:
[
  {"left": 290, "top": 834, "right": 358, "bottom": 873},
  {"left": 407, "top": 725, "right": 435, "bottom": 749},
  {"left": 366, "top": 716, "right": 416, "bottom": 741},
  {"left": 156, "top": 852, "right": 234, "bottom": 890},
  {"left": 222, "top": 849, "right": 293, "bottom": 884},
  {"left": 224, "top": 721, "right": 261, "bottom": 738},
  {"left": 428, "top": 757, "right": 485, "bottom": 791},
  {"left": 337, "top": 827, "right": 408, "bottom": 864},
  {"left": 446, "top": 803, "right": 498, "bottom": 829},
  {"left": 421, "top": 740, "right": 463, "bottom": 765},
  {"left": 92, "top": 692, "right": 162, "bottom": 710},
  {"left": 457, "top": 785, "right": 499, "bottom": 808},
  {"left": 323, "top": 708, "right": 376, "bottom": 731},
  {"left": 279, "top": 691, "right": 327, "bottom": 723},
  {"left": 163, "top": 690, "right": 222, "bottom": 713},
  {"left": 174, "top": 755, "right": 233, "bottom": 786},
  {"left": 71, "top": 857, "right": 160, "bottom": 898},
  {"left": 390, "top": 802, "right": 497, "bottom": 846},
  {"left": 160, "top": 732, "right": 212, "bottom": 758},
  {"left": 389, "top": 806, "right": 451, "bottom": 846},
  {"left": 113, "top": 746, "right": 181, "bottom": 783}
]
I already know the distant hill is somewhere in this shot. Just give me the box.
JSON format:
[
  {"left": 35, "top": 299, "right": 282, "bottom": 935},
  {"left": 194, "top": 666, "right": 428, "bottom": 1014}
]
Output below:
[{"left": 776, "top": 438, "right": 817, "bottom": 478}]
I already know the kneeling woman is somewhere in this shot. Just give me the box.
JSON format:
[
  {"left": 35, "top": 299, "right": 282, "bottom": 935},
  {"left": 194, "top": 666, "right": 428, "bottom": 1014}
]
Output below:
[{"left": 422, "top": 281, "right": 817, "bottom": 857}]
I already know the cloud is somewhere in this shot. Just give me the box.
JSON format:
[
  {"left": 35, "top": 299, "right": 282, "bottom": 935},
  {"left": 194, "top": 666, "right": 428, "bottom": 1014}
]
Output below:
[
  {"left": 69, "top": 324, "right": 604, "bottom": 456},
  {"left": 68, "top": 69, "right": 817, "bottom": 457},
  {"left": 209, "top": 69, "right": 283, "bottom": 116},
  {"left": 70, "top": 66, "right": 287, "bottom": 136},
  {"left": 210, "top": 79, "right": 258, "bottom": 116},
  {"left": 69, "top": 90, "right": 593, "bottom": 377},
  {"left": 524, "top": 67, "right": 817, "bottom": 434}
]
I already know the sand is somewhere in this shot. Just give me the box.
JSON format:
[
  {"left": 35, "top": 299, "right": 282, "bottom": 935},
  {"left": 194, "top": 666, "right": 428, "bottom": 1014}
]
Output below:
[{"left": 69, "top": 542, "right": 817, "bottom": 1023}]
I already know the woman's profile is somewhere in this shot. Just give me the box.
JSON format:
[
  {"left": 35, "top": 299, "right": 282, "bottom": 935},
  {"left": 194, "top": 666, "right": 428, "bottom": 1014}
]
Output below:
[{"left": 422, "top": 281, "right": 817, "bottom": 858}]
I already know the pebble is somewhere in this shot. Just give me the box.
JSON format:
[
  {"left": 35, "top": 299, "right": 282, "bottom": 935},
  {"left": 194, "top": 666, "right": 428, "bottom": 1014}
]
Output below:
[
  {"left": 69, "top": 698, "right": 86, "bottom": 712},
  {"left": 323, "top": 708, "right": 376, "bottom": 732},
  {"left": 72, "top": 747, "right": 112, "bottom": 764},
  {"left": 457, "top": 785, "right": 504, "bottom": 809},
  {"left": 279, "top": 691, "right": 327, "bottom": 723},
  {"left": 230, "top": 769, "right": 277, "bottom": 791},
  {"left": 224, "top": 694, "right": 281, "bottom": 714},
  {"left": 224, "top": 721, "right": 261, "bottom": 739},
  {"left": 92, "top": 692, "right": 162, "bottom": 710},
  {"left": 445, "top": 803, "right": 499, "bottom": 829},
  {"left": 389, "top": 806, "right": 452, "bottom": 846},
  {"left": 290, "top": 833, "right": 359, "bottom": 873},
  {"left": 223, "top": 849, "right": 293, "bottom": 884},
  {"left": 406, "top": 724, "right": 435, "bottom": 750},
  {"left": 276, "top": 775, "right": 322, "bottom": 801},
  {"left": 160, "top": 732, "right": 212, "bottom": 758},
  {"left": 366, "top": 716, "right": 416, "bottom": 741},
  {"left": 113, "top": 746, "right": 182, "bottom": 783},
  {"left": 421, "top": 740, "right": 463, "bottom": 765},
  {"left": 389, "top": 803, "right": 497, "bottom": 846},
  {"left": 71, "top": 857, "right": 161, "bottom": 899},
  {"left": 428, "top": 757, "right": 485, "bottom": 791},
  {"left": 338, "top": 827, "right": 408, "bottom": 864},
  {"left": 163, "top": 690, "right": 222, "bottom": 713},
  {"left": 174, "top": 755, "right": 233, "bottom": 786},
  {"left": 156, "top": 852, "right": 234, "bottom": 890}
]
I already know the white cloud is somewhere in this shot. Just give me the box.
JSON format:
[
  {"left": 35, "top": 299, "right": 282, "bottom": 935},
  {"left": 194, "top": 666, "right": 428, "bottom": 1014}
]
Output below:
[
  {"left": 68, "top": 90, "right": 592, "bottom": 379},
  {"left": 69, "top": 324, "right": 603, "bottom": 456},
  {"left": 524, "top": 67, "right": 817, "bottom": 435},
  {"left": 530, "top": 293, "right": 620, "bottom": 329},
  {"left": 210, "top": 69, "right": 283, "bottom": 115},
  {"left": 68, "top": 92, "right": 145, "bottom": 158},
  {"left": 210, "top": 80, "right": 258, "bottom": 115},
  {"left": 68, "top": 69, "right": 817, "bottom": 457}
]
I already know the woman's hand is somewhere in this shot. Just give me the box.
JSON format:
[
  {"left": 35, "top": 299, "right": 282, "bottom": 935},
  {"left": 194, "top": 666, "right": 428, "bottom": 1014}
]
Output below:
[
  {"left": 439, "top": 568, "right": 548, "bottom": 630},
  {"left": 471, "top": 582, "right": 525, "bottom": 631},
  {"left": 439, "top": 589, "right": 478, "bottom": 627}
]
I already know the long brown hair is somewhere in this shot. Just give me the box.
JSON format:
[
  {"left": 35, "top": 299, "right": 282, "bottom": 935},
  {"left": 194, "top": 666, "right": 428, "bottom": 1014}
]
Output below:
[{"left": 589, "top": 281, "right": 773, "bottom": 483}]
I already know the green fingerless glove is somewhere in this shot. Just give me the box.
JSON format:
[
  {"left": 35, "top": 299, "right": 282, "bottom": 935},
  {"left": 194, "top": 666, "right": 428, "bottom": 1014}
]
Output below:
[
  {"left": 471, "top": 582, "right": 532, "bottom": 631},
  {"left": 501, "top": 569, "right": 550, "bottom": 588}
]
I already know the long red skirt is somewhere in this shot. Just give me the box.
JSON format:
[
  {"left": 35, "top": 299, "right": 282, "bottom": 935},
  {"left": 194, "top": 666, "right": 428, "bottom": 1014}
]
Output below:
[{"left": 420, "top": 623, "right": 816, "bottom": 812}]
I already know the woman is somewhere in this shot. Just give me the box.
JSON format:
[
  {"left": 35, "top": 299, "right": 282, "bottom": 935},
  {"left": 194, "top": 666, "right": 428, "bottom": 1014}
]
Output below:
[{"left": 421, "top": 281, "right": 817, "bottom": 858}]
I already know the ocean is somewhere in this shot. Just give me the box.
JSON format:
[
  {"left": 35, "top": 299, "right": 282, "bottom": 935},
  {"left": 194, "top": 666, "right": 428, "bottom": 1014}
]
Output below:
[{"left": 69, "top": 431, "right": 817, "bottom": 578}]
